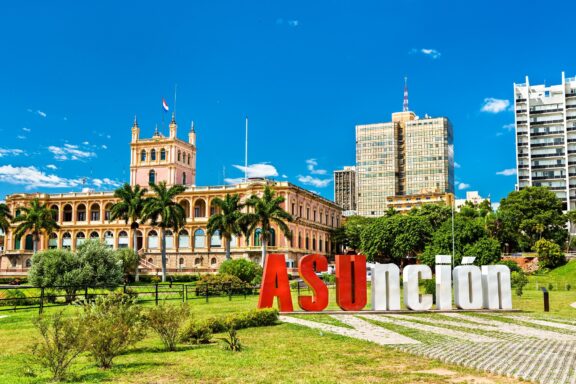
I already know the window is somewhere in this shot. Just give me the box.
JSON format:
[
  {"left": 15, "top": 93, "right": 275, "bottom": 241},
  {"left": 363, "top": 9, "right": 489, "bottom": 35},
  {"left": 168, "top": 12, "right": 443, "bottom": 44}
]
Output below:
[
  {"left": 149, "top": 169, "right": 156, "bottom": 185},
  {"left": 165, "top": 230, "right": 174, "bottom": 249},
  {"left": 211, "top": 257, "right": 217, "bottom": 266},
  {"left": 299, "top": 206, "right": 303, "bottom": 217},
  {"left": 269, "top": 228, "right": 276, "bottom": 247},
  {"left": 179, "top": 230, "right": 190, "bottom": 248},
  {"left": 76, "top": 232, "right": 86, "bottom": 247},
  {"left": 305, "top": 235, "right": 309, "bottom": 250},
  {"left": 63, "top": 205, "right": 73, "bottom": 222},
  {"left": 77, "top": 204, "right": 86, "bottom": 221},
  {"left": 183, "top": 172, "right": 187, "bottom": 185},
  {"left": 104, "top": 203, "right": 112, "bottom": 221},
  {"left": 194, "top": 200, "right": 206, "bottom": 217},
  {"left": 298, "top": 232, "right": 302, "bottom": 248},
  {"left": 179, "top": 258, "right": 185, "bottom": 267},
  {"left": 90, "top": 231, "right": 99, "bottom": 240},
  {"left": 306, "top": 208, "right": 310, "bottom": 220},
  {"left": 51, "top": 205, "right": 59, "bottom": 221},
  {"left": 291, "top": 203, "right": 295, "bottom": 215},
  {"left": 62, "top": 232, "right": 72, "bottom": 249},
  {"left": 254, "top": 228, "right": 262, "bottom": 246},
  {"left": 319, "top": 236, "right": 323, "bottom": 252},
  {"left": 178, "top": 150, "right": 181, "bottom": 161},
  {"left": 25, "top": 259, "right": 32, "bottom": 268},
  {"left": 313, "top": 210, "right": 316, "bottom": 222},
  {"left": 49, "top": 233, "right": 58, "bottom": 249},
  {"left": 312, "top": 236, "right": 316, "bottom": 251},
  {"left": 211, "top": 230, "right": 221, "bottom": 247},
  {"left": 187, "top": 154, "right": 191, "bottom": 165},
  {"left": 151, "top": 149, "right": 156, "bottom": 161},
  {"left": 104, "top": 231, "right": 114, "bottom": 248},
  {"left": 195, "top": 258, "right": 201, "bottom": 266},
  {"left": 194, "top": 229, "right": 205, "bottom": 248},
  {"left": 141, "top": 150, "right": 146, "bottom": 161},
  {"left": 90, "top": 204, "right": 100, "bottom": 221},
  {"left": 148, "top": 230, "right": 158, "bottom": 249},
  {"left": 160, "top": 148, "right": 166, "bottom": 160},
  {"left": 118, "top": 231, "right": 129, "bottom": 248}
]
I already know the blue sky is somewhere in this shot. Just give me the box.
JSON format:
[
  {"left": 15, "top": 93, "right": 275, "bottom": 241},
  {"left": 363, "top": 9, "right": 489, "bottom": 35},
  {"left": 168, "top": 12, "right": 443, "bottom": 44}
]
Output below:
[{"left": 0, "top": 0, "right": 575, "bottom": 204}]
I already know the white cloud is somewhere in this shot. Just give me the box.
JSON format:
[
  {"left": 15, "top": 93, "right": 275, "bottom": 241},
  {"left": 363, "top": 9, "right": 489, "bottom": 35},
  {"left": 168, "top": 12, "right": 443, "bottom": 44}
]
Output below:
[
  {"left": 0, "top": 148, "right": 24, "bottom": 157},
  {"left": 503, "top": 123, "right": 515, "bottom": 131},
  {"left": 306, "top": 158, "right": 327, "bottom": 175},
  {"left": 481, "top": 98, "right": 510, "bottom": 113},
  {"left": 281, "top": 174, "right": 288, "bottom": 178},
  {"left": 0, "top": 165, "right": 82, "bottom": 189},
  {"left": 101, "top": 145, "right": 108, "bottom": 149},
  {"left": 17, "top": 135, "right": 26, "bottom": 140},
  {"left": 297, "top": 175, "right": 332, "bottom": 188},
  {"left": 410, "top": 48, "right": 441, "bottom": 59},
  {"left": 231, "top": 163, "right": 278, "bottom": 179},
  {"left": 46, "top": 164, "right": 58, "bottom": 170},
  {"left": 22, "top": 127, "right": 31, "bottom": 132},
  {"left": 223, "top": 177, "right": 245, "bottom": 185},
  {"left": 454, "top": 162, "right": 461, "bottom": 169},
  {"left": 496, "top": 168, "right": 517, "bottom": 176},
  {"left": 82, "top": 141, "right": 90, "bottom": 145},
  {"left": 457, "top": 182, "right": 470, "bottom": 190},
  {"left": 37, "top": 110, "right": 47, "bottom": 118},
  {"left": 48, "top": 143, "right": 96, "bottom": 161},
  {"left": 92, "top": 178, "right": 121, "bottom": 188},
  {"left": 287, "top": 20, "right": 299, "bottom": 27},
  {"left": 496, "top": 132, "right": 504, "bottom": 137}
]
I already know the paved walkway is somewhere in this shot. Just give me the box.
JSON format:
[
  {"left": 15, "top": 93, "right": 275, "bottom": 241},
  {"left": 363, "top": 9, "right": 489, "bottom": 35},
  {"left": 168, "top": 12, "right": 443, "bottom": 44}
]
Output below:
[{"left": 282, "top": 313, "right": 576, "bottom": 384}]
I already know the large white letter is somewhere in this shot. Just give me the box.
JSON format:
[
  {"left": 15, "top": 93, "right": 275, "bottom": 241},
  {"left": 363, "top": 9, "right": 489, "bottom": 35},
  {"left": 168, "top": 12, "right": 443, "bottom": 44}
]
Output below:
[
  {"left": 481, "top": 265, "right": 513, "bottom": 310},
  {"left": 453, "top": 265, "right": 483, "bottom": 309},
  {"left": 403, "top": 265, "right": 433, "bottom": 310},
  {"left": 372, "top": 263, "right": 401, "bottom": 311},
  {"left": 435, "top": 255, "right": 452, "bottom": 310}
]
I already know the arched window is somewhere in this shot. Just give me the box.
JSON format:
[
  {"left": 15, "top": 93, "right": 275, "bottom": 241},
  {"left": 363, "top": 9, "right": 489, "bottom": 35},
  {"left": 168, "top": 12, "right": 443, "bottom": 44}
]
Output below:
[
  {"left": 231, "top": 235, "right": 237, "bottom": 248},
  {"left": 183, "top": 172, "right": 187, "bottom": 185},
  {"left": 104, "top": 231, "right": 114, "bottom": 248},
  {"left": 178, "top": 150, "right": 181, "bottom": 161},
  {"left": 14, "top": 236, "right": 21, "bottom": 250},
  {"left": 136, "top": 230, "right": 143, "bottom": 250},
  {"left": 76, "top": 232, "right": 86, "bottom": 247},
  {"left": 118, "top": 231, "right": 129, "bottom": 248},
  {"left": 210, "top": 201, "right": 220, "bottom": 216},
  {"left": 269, "top": 228, "right": 276, "bottom": 247},
  {"left": 90, "top": 231, "right": 99, "bottom": 239},
  {"left": 77, "top": 204, "right": 86, "bottom": 221},
  {"left": 25, "top": 259, "right": 32, "bottom": 268},
  {"left": 211, "top": 257, "right": 217, "bottom": 266},
  {"left": 179, "top": 258, "right": 185, "bottom": 267},
  {"left": 90, "top": 203, "right": 100, "bottom": 221},
  {"left": 148, "top": 230, "right": 158, "bottom": 249},
  {"left": 160, "top": 148, "right": 166, "bottom": 161},
  {"left": 141, "top": 150, "right": 147, "bottom": 161},
  {"left": 104, "top": 203, "right": 113, "bottom": 221},
  {"left": 63, "top": 204, "right": 73, "bottom": 222},
  {"left": 298, "top": 232, "right": 302, "bottom": 248},
  {"left": 149, "top": 169, "right": 156, "bottom": 185},
  {"left": 180, "top": 200, "right": 191, "bottom": 218},
  {"left": 25, "top": 235, "right": 34, "bottom": 250},
  {"left": 50, "top": 205, "right": 59, "bottom": 221},
  {"left": 312, "top": 236, "right": 316, "bottom": 251},
  {"left": 187, "top": 154, "right": 191, "bottom": 165},
  {"left": 62, "top": 232, "right": 72, "bottom": 249},
  {"left": 305, "top": 235, "right": 309, "bottom": 250},
  {"left": 148, "top": 258, "right": 154, "bottom": 264},
  {"left": 179, "top": 229, "right": 190, "bottom": 248},
  {"left": 151, "top": 149, "right": 156, "bottom": 161},
  {"left": 165, "top": 230, "right": 174, "bottom": 249},
  {"left": 49, "top": 233, "right": 58, "bottom": 249},
  {"left": 211, "top": 230, "right": 221, "bottom": 247},
  {"left": 193, "top": 199, "right": 206, "bottom": 217},
  {"left": 254, "top": 228, "right": 262, "bottom": 247},
  {"left": 194, "top": 257, "right": 201, "bottom": 266},
  {"left": 194, "top": 229, "right": 205, "bottom": 248},
  {"left": 319, "top": 235, "right": 323, "bottom": 252}
]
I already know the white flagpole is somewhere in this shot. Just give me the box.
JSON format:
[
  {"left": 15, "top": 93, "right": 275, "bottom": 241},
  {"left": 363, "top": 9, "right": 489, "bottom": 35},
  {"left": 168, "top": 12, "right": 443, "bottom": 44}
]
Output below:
[{"left": 244, "top": 116, "right": 248, "bottom": 182}]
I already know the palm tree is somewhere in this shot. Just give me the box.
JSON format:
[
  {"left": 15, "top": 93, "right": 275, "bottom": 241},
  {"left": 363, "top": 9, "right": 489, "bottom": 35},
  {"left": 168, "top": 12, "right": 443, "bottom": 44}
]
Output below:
[
  {"left": 0, "top": 202, "right": 13, "bottom": 234},
  {"left": 242, "top": 185, "right": 293, "bottom": 266},
  {"left": 207, "top": 193, "right": 244, "bottom": 260},
  {"left": 110, "top": 183, "right": 148, "bottom": 281},
  {"left": 141, "top": 181, "right": 186, "bottom": 282},
  {"left": 12, "top": 198, "right": 59, "bottom": 254}
]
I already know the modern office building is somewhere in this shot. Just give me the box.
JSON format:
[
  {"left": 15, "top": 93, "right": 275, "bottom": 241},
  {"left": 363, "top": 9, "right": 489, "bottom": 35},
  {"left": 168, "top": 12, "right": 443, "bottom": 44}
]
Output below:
[
  {"left": 0, "top": 115, "right": 342, "bottom": 276},
  {"left": 356, "top": 108, "right": 454, "bottom": 217},
  {"left": 514, "top": 72, "right": 576, "bottom": 210},
  {"left": 334, "top": 166, "right": 357, "bottom": 216},
  {"left": 386, "top": 192, "right": 454, "bottom": 213}
]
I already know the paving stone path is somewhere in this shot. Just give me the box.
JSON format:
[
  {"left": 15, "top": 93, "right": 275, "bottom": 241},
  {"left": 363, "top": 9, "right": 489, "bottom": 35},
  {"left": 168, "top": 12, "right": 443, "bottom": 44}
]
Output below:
[{"left": 281, "top": 313, "right": 576, "bottom": 384}]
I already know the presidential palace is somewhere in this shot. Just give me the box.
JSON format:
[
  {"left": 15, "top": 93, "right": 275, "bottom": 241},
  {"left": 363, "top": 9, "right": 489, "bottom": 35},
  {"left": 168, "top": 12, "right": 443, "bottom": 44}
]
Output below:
[{"left": 0, "top": 116, "right": 342, "bottom": 276}]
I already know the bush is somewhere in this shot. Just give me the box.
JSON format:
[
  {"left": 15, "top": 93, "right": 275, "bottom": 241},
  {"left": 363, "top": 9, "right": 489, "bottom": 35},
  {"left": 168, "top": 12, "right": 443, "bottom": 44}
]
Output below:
[
  {"left": 114, "top": 248, "right": 139, "bottom": 280},
  {"left": 534, "top": 238, "right": 567, "bottom": 269},
  {"left": 423, "top": 279, "right": 436, "bottom": 297},
  {"left": 31, "top": 311, "right": 87, "bottom": 382},
  {"left": 219, "top": 328, "right": 242, "bottom": 352},
  {"left": 80, "top": 292, "right": 146, "bottom": 369},
  {"left": 321, "top": 273, "right": 336, "bottom": 284},
  {"left": 511, "top": 271, "right": 528, "bottom": 297},
  {"left": 195, "top": 273, "right": 250, "bottom": 296},
  {"left": 146, "top": 303, "right": 190, "bottom": 351},
  {"left": 0, "top": 289, "right": 37, "bottom": 307},
  {"left": 548, "top": 283, "right": 554, "bottom": 291},
  {"left": 498, "top": 260, "right": 522, "bottom": 273},
  {"left": 0, "top": 277, "right": 28, "bottom": 284},
  {"left": 567, "top": 284, "right": 572, "bottom": 291},
  {"left": 219, "top": 259, "right": 262, "bottom": 284},
  {"left": 76, "top": 240, "right": 124, "bottom": 288},
  {"left": 180, "top": 320, "right": 213, "bottom": 344},
  {"left": 204, "top": 308, "right": 279, "bottom": 333}
]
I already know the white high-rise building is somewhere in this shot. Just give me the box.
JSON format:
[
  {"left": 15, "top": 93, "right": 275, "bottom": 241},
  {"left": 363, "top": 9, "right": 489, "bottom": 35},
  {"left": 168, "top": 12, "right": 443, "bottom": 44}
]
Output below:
[
  {"left": 334, "top": 166, "right": 357, "bottom": 216},
  {"left": 514, "top": 72, "right": 576, "bottom": 210}
]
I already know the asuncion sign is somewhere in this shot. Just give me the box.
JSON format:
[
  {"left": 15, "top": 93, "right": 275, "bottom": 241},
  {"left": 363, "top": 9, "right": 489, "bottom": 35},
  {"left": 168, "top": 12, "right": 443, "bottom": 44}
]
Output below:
[{"left": 257, "top": 254, "right": 513, "bottom": 312}]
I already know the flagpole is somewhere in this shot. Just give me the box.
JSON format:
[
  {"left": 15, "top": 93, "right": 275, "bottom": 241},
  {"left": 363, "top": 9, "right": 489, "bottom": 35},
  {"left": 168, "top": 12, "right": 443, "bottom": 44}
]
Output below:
[
  {"left": 174, "top": 84, "right": 178, "bottom": 118},
  {"left": 244, "top": 116, "right": 248, "bottom": 182}
]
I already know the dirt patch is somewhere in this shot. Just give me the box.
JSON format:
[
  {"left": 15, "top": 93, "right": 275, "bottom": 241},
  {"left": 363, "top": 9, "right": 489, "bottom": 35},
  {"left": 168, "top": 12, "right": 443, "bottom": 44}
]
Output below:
[
  {"left": 416, "top": 368, "right": 458, "bottom": 376},
  {"left": 449, "top": 376, "right": 495, "bottom": 383}
]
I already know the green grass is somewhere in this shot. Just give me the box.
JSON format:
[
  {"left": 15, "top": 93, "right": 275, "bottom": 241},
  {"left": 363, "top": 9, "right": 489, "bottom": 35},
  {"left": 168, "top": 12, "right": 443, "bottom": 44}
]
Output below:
[{"left": 527, "top": 259, "right": 576, "bottom": 290}]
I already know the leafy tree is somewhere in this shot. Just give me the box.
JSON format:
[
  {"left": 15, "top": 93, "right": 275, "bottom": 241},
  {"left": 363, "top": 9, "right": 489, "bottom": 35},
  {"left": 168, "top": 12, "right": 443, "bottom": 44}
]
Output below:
[
  {"left": 12, "top": 198, "right": 59, "bottom": 253},
  {"left": 28, "top": 249, "right": 83, "bottom": 302},
  {"left": 564, "top": 210, "right": 576, "bottom": 251},
  {"left": 533, "top": 238, "right": 566, "bottom": 269},
  {"left": 0, "top": 202, "right": 13, "bottom": 233},
  {"left": 115, "top": 248, "right": 140, "bottom": 282},
  {"left": 207, "top": 193, "right": 244, "bottom": 260},
  {"left": 332, "top": 215, "right": 375, "bottom": 252},
  {"left": 408, "top": 204, "right": 452, "bottom": 229},
  {"left": 146, "top": 303, "right": 190, "bottom": 351},
  {"left": 498, "top": 187, "right": 567, "bottom": 251},
  {"left": 510, "top": 271, "right": 528, "bottom": 296},
  {"left": 75, "top": 240, "right": 124, "bottom": 288},
  {"left": 242, "top": 185, "right": 293, "bottom": 266},
  {"left": 142, "top": 181, "right": 186, "bottom": 282},
  {"left": 463, "top": 237, "right": 501, "bottom": 265},
  {"left": 110, "top": 183, "right": 148, "bottom": 280},
  {"left": 360, "top": 215, "right": 432, "bottom": 263},
  {"left": 219, "top": 259, "right": 263, "bottom": 284}
]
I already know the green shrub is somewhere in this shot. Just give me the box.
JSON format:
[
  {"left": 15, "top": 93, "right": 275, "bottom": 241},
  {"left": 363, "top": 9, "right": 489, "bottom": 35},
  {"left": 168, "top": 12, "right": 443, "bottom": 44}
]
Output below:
[
  {"left": 180, "top": 320, "right": 213, "bottom": 344},
  {"left": 0, "top": 289, "right": 37, "bottom": 307},
  {"left": 321, "top": 273, "right": 336, "bottom": 284},
  {"left": 548, "top": 283, "right": 554, "bottom": 291},
  {"left": 80, "top": 292, "right": 147, "bottom": 369},
  {"left": 511, "top": 271, "right": 528, "bottom": 297},
  {"left": 204, "top": 308, "right": 279, "bottom": 333},
  {"left": 195, "top": 273, "right": 250, "bottom": 296},
  {"left": 31, "top": 311, "right": 87, "bottom": 382},
  {"left": 567, "top": 284, "right": 572, "bottom": 291},
  {"left": 218, "top": 259, "right": 262, "bottom": 284},
  {"left": 146, "top": 303, "right": 190, "bottom": 351},
  {"left": 151, "top": 276, "right": 161, "bottom": 284},
  {"left": 497, "top": 260, "right": 522, "bottom": 273},
  {"left": 423, "top": 279, "right": 436, "bottom": 297},
  {"left": 534, "top": 239, "right": 567, "bottom": 269}
]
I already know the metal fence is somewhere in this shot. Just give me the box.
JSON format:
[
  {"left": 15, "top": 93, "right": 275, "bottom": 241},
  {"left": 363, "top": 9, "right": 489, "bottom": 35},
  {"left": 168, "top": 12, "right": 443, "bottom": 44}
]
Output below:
[{"left": 0, "top": 282, "right": 261, "bottom": 314}]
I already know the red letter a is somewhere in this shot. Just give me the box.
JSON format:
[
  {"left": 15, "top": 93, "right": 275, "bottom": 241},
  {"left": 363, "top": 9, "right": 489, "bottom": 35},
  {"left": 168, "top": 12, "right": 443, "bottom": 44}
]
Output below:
[
  {"left": 298, "top": 254, "right": 329, "bottom": 311},
  {"left": 258, "top": 253, "right": 294, "bottom": 312},
  {"left": 336, "top": 255, "right": 367, "bottom": 311}
]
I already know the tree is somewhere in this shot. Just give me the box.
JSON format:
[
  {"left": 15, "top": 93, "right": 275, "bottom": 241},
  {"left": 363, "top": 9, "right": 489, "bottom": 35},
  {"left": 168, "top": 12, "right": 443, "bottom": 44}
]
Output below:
[
  {"left": 463, "top": 237, "right": 501, "bottom": 265},
  {"left": 533, "top": 238, "right": 566, "bottom": 269},
  {"left": 564, "top": 210, "right": 576, "bottom": 251},
  {"left": 242, "top": 185, "right": 294, "bottom": 266},
  {"left": 115, "top": 248, "right": 140, "bottom": 282},
  {"left": 498, "top": 187, "right": 567, "bottom": 251},
  {"left": 219, "top": 259, "right": 263, "bottom": 284},
  {"left": 11, "top": 198, "right": 59, "bottom": 253},
  {"left": 207, "top": 193, "right": 244, "bottom": 260},
  {"left": 75, "top": 240, "right": 124, "bottom": 288},
  {"left": 28, "top": 249, "right": 82, "bottom": 302},
  {"left": 110, "top": 183, "right": 147, "bottom": 280},
  {"left": 408, "top": 204, "right": 452, "bottom": 229},
  {"left": 0, "top": 202, "right": 13, "bottom": 234},
  {"left": 334, "top": 216, "right": 375, "bottom": 252},
  {"left": 141, "top": 181, "right": 186, "bottom": 282}
]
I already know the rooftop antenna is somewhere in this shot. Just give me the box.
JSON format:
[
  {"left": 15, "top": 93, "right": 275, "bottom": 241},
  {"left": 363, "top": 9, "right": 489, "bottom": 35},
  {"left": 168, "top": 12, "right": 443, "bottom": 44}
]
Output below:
[
  {"left": 244, "top": 116, "right": 248, "bottom": 182},
  {"left": 403, "top": 76, "right": 409, "bottom": 112}
]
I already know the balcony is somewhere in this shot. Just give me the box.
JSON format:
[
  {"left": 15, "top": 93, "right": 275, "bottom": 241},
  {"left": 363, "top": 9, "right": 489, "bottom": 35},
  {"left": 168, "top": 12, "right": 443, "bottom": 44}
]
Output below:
[
  {"left": 530, "top": 142, "right": 564, "bottom": 148},
  {"left": 532, "top": 175, "right": 566, "bottom": 180},
  {"left": 530, "top": 108, "right": 563, "bottom": 114}
]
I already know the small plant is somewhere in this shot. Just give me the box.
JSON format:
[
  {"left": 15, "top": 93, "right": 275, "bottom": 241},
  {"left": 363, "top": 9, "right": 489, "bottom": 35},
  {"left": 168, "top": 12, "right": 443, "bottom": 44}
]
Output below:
[
  {"left": 180, "top": 320, "right": 213, "bottom": 344},
  {"left": 31, "top": 311, "right": 87, "bottom": 382},
  {"left": 548, "top": 283, "right": 554, "bottom": 291},
  {"left": 151, "top": 276, "right": 161, "bottom": 284},
  {"left": 567, "top": 284, "right": 572, "bottom": 291},
  {"left": 219, "top": 328, "right": 242, "bottom": 352},
  {"left": 511, "top": 271, "right": 529, "bottom": 297},
  {"left": 146, "top": 303, "right": 190, "bottom": 351}
]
